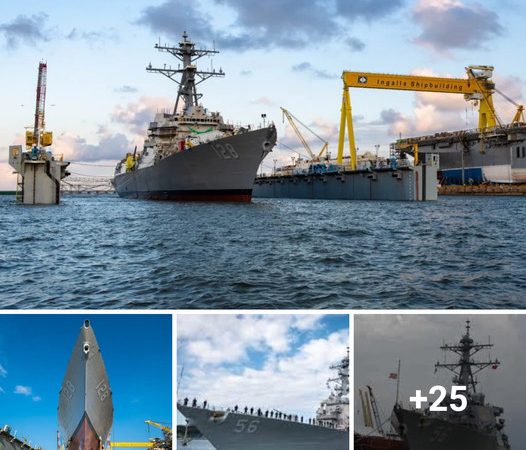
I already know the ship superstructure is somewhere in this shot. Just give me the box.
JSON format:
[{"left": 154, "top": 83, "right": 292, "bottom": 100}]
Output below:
[
  {"left": 177, "top": 351, "right": 349, "bottom": 450},
  {"left": 316, "top": 351, "right": 350, "bottom": 430},
  {"left": 392, "top": 322, "right": 510, "bottom": 450},
  {"left": 113, "top": 32, "right": 276, "bottom": 202}
]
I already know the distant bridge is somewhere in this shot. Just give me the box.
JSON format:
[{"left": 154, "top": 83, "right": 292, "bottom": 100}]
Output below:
[{"left": 61, "top": 176, "right": 115, "bottom": 194}]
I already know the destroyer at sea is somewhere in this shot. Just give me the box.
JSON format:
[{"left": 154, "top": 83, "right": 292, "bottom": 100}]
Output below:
[
  {"left": 392, "top": 321, "right": 511, "bottom": 450},
  {"left": 178, "top": 351, "right": 349, "bottom": 450},
  {"left": 113, "top": 32, "right": 276, "bottom": 202}
]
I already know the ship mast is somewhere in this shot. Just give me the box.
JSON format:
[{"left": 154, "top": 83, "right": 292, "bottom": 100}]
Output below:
[
  {"left": 146, "top": 31, "right": 224, "bottom": 114},
  {"left": 435, "top": 321, "right": 499, "bottom": 394}
]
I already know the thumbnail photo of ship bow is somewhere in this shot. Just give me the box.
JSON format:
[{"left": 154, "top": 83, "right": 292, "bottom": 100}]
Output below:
[
  {"left": 0, "top": 315, "right": 172, "bottom": 450},
  {"left": 176, "top": 314, "right": 349, "bottom": 450}
]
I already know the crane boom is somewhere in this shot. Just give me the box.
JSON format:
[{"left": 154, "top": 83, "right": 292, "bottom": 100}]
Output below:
[
  {"left": 366, "top": 385, "right": 384, "bottom": 436},
  {"left": 281, "top": 107, "right": 328, "bottom": 160},
  {"left": 144, "top": 420, "right": 171, "bottom": 434},
  {"left": 33, "top": 62, "right": 47, "bottom": 143},
  {"left": 26, "top": 62, "right": 53, "bottom": 149},
  {"left": 337, "top": 65, "right": 500, "bottom": 167}
]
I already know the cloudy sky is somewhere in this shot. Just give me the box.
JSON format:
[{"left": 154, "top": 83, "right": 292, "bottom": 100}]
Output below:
[
  {"left": 177, "top": 314, "right": 349, "bottom": 424},
  {"left": 355, "top": 314, "right": 526, "bottom": 447},
  {"left": 1, "top": 0, "right": 524, "bottom": 189},
  {"left": 0, "top": 314, "right": 172, "bottom": 450}
]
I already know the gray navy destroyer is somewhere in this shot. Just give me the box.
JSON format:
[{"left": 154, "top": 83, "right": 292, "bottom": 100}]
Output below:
[
  {"left": 392, "top": 321, "right": 510, "bottom": 450},
  {"left": 58, "top": 320, "right": 114, "bottom": 450},
  {"left": 177, "top": 351, "right": 349, "bottom": 450},
  {"left": 113, "top": 32, "right": 276, "bottom": 202}
]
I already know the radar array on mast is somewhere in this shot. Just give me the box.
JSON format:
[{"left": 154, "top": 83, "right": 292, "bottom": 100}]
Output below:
[{"left": 146, "top": 31, "right": 224, "bottom": 114}]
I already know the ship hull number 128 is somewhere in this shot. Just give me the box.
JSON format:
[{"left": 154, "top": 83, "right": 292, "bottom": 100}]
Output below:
[{"left": 212, "top": 142, "right": 239, "bottom": 159}]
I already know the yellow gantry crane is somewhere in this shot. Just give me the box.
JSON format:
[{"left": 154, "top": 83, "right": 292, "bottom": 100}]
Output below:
[
  {"left": 337, "top": 65, "right": 505, "bottom": 169},
  {"left": 281, "top": 107, "right": 328, "bottom": 161}
]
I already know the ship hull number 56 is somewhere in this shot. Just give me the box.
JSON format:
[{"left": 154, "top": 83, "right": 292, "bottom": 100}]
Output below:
[
  {"left": 234, "top": 419, "right": 259, "bottom": 433},
  {"left": 212, "top": 142, "right": 239, "bottom": 159}
]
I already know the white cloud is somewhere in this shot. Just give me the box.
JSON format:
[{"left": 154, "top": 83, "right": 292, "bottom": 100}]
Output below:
[
  {"left": 14, "top": 385, "right": 32, "bottom": 396},
  {"left": 32, "top": 395, "right": 41, "bottom": 401},
  {"left": 0, "top": 364, "right": 7, "bottom": 377},
  {"left": 179, "top": 315, "right": 324, "bottom": 366},
  {"left": 0, "top": 386, "right": 5, "bottom": 394},
  {"left": 111, "top": 96, "right": 172, "bottom": 135},
  {"left": 178, "top": 315, "right": 348, "bottom": 420}
]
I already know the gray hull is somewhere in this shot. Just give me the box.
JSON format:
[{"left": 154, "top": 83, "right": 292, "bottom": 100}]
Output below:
[
  {"left": 253, "top": 165, "right": 437, "bottom": 201},
  {"left": 178, "top": 405, "right": 349, "bottom": 450},
  {"left": 58, "top": 321, "right": 113, "bottom": 450},
  {"left": 395, "top": 408, "right": 505, "bottom": 450},
  {"left": 113, "top": 127, "right": 276, "bottom": 202}
]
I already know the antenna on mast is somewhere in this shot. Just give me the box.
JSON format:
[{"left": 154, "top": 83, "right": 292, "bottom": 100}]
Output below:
[{"left": 146, "top": 32, "right": 225, "bottom": 114}]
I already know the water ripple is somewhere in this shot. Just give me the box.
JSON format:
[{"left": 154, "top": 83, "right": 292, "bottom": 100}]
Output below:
[{"left": 0, "top": 194, "right": 525, "bottom": 309}]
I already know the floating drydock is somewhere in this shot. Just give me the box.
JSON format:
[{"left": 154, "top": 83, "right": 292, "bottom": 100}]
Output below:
[
  {"left": 402, "top": 123, "right": 526, "bottom": 185},
  {"left": 253, "top": 154, "right": 438, "bottom": 201},
  {"left": 58, "top": 320, "right": 113, "bottom": 450}
]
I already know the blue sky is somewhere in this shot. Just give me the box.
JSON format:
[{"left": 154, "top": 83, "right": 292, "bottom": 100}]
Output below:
[
  {"left": 177, "top": 314, "right": 349, "bottom": 424},
  {"left": 0, "top": 314, "right": 172, "bottom": 450},
  {"left": 1, "top": 0, "right": 525, "bottom": 188}
]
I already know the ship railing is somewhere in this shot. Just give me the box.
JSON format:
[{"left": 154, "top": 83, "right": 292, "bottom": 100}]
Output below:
[
  {"left": 178, "top": 399, "right": 339, "bottom": 429},
  {"left": 233, "top": 121, "right": 275, "bottom": 131}
]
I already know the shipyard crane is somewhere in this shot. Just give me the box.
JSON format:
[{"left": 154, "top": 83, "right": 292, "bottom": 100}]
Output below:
[
  {"left": 144, "top": 421, "right": 172, "bottom": 437},
  {"left": 337, "top": 65, "right": 501, "bottom": 169},
  {"left": 26, "top": 62, "right": 53, "bottom": 149},
  {"left": 494, "top": 87, "right": 525, "bottom": 125},
  {"left": 109, "top": 421, "right": 172, "bottom": 450},
  {"left": 366, "top": 386, "right": 384, "bottom": 436},
  {"left": 281, "top": 107, "right": 328, "bottom": 161}
]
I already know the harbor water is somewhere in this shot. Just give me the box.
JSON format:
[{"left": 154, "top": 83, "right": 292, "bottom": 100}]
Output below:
[{"left": 0, "top": 194, "right": 525, "bottom": 309}]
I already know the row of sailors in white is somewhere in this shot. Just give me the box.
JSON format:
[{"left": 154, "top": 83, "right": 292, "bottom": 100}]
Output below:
[{"left": 182, "top": 398, "right": 338, "bottom": 428}]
